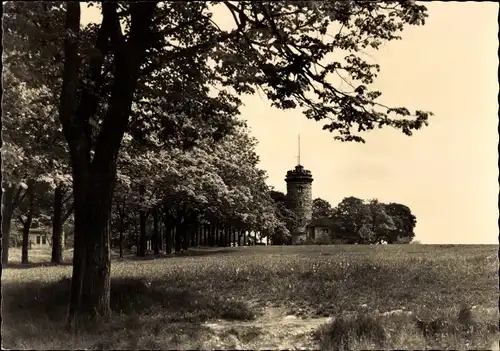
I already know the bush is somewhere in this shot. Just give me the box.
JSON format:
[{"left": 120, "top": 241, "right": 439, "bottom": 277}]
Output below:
[
  {"left": 270, "top": 226, "right": 291, "bottom": 245},
  {"left": 9, "top": 231, "right": 22, "bottom": 248},
  {"left": 315, "top": 235, "right": 332, "bottom": 245},
  {"left": 315, "top": 314, "right": 386, "bottom": 350},
  {"left": 304, "top": 237, "right": 315, "bottom": 245},
  {"left": 331, "top": 238, "right": 348, "bottom": 245}
]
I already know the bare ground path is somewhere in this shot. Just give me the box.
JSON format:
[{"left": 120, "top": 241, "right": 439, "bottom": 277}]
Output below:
[{"left": 201, "top": 304, "right": 331, "bottom": 350}]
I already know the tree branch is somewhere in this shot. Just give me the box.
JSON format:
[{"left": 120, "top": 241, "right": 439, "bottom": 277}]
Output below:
[
  {"left": 57, "top": 2, "right": 84, "bottom": 157},
  {"left": 12, "top": 185, "right": 24, "bottom": 209},
  {"left": 91, "top": 2, "right": 158, "bottom": 172},
  {"left": 62, "top": 203, "right": 74, "bottom": 223},
  {"left": 62, "top": 190, "right": 73, "bottom": 205}
]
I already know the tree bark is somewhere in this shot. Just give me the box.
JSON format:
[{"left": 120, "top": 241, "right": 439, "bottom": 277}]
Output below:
[
  {"left": 138, "top": 184, "right": 147, "bottom": 257},
  {"left": 21, "top": 180, "right": 35, "bottom": 264},
  {"left": 158, "top": 213, "right": 163, "bottom": 252},
  {"left": 174, "top": 216, "right": 182, "bottom": 253},
  {"left": 163, "top": 211, "right": 173, "bottom": 254},
  {"left": 216, "top": 225, "right": 221, "bottom": 246},
  {"left": 80, "top": 182, "right": 112, "bottom": 319},
  {"left": 1, "top": 183, "right": 18, "bottom": 264},
  {"left": 195, "top": 224, "right": 200, "bottom": 246},
  {"left": 21, "top": 219, "right": 31, "bottom": 265},
  {"left": 116, "top": 202, "right": 125, "bottom": 259},
  {"left": 181, "top": 221, "right": 189, "bottom": 251},
  {"left": 138, "top": 210, "right": 147, "bottom": 257},
  {"left": 166, "top": 227, "right": 173, "bottom": 254},
  {"left": 225, "top": 227, "right": 229, "bottom": 246},
  {"left": 119, "top": 227, "right": 123, "bottom": 259},
  {"left": 51, "top": 185, "right": 64, "bottom": 264},
  {"left": 152, "top": 208, "right": 159, "bottom": 255},
  {"left": 208, "top": 224, "right": 214, "bottom": 246}
]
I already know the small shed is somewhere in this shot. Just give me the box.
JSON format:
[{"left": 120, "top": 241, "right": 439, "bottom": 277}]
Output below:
[
  {"left": 306, "top": 217, "right": 337, "bottom": 242},
  {"left": 27, "top": 228, "right": 51, "bottom": 248}
]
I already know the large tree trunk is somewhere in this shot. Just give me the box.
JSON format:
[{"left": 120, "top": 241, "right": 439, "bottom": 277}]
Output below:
[
  {"left": 21, "top": 180, "right": 35, "bottom": 264},
  {"left": 163, "top": 212, "right": 173, "bottom": 254},
  {"left": 116, "top": 202, "right": 125, "bottom": 259},
  {"left": 21, "top": 214, "right": 33, "bottom": 264},
  {"left": 138, "top": 210, "right": 147, "bottom": 257},
  {"left": 119, "top": 228, "right": 124, "bottom": 259},
  {"left": 181, "top": 223, "right": 189, "bottom": 251},
  {"left": 61, "top": 2, "right": 158, "bottom": 324},
  {"left": 175, "top": 215, "right": 182, "bottom": 253},
  {"left": 208, "top": 224, "right": 214, "bottom": 246},
  {"left": 152, "top": 208, "right": 159, "bottom": 255},
  {"left": 165, "top": 227, "right": 173, "bottom": 254},
  {"left": 216, "top": 225, "right": 221, "bottom": 246},
  {"left": 138, "top": 184, "right": 147, "bottom": 257},
  {"left": 51, "top": 185, "right": 64, "bottom": 264},
  {"left": 1, "top": 183, "right": 17, "bottom": 264},
  {"left": 157, "top": 212, "right": 164, "bottom": 252},
  {"left": 83, "top": 190, "right": 112, "bottom": 315},
  {"left": 225, "top": 226, "right": 230, "bottom": 247}
]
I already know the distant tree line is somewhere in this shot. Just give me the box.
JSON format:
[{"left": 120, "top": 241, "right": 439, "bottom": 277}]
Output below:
[{"left": 268, "top": 194, "right": 417, "bottom": 244}]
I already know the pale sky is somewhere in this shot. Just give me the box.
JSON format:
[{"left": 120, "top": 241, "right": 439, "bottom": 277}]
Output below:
[{"left": 82, "top": 2, "right": 499, "bottom": 244}]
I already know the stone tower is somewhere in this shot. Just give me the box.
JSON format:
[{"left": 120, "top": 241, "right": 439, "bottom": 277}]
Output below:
[{"left": 285, "top": 164, "right": 313, "bottom": 244}]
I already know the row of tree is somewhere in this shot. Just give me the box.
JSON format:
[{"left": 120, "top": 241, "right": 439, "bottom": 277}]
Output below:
[
  {"left": 2, "top": 77, "right": 285, "bottom": 261},
  {"left": 1, "top": 1, "right": 431, "bottom": 322},
  {"left": 2, "top": 2, "right": 286, "bottom": 266}
]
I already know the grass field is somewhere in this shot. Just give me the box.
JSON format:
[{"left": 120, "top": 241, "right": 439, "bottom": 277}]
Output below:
[{"left": 2, "top": 245, "right": 498, "bottom": 350}]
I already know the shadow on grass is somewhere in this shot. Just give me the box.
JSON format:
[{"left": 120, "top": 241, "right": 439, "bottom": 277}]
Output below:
[
  {"left": 2, "top": 275, "right": 256, "bottom": 323},
  {"left": 2, "top": 275, "right": 257, "bottom": 349},
  {"left": 4, "top": 261, "right": 74, "bottom": 269},
  {"left": 122, "top": 247, "right": 245, "bottom": 261},
  {"left": 3, "top": 247, "right": 248, "bottom": 268}
]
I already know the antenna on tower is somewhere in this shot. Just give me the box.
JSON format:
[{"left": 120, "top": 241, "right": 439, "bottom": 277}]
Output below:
[{"left": 297, "top": 134, "right": 301, "bottom": 166}]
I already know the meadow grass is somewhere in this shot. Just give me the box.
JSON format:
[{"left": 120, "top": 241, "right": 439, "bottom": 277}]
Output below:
[{"left": 1, "top": 245, "right": 498, "bottom": 349}]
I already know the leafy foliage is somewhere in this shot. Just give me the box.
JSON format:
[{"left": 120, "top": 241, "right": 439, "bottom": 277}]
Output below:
[
  {"left": 312, "top": 198, "right": 334, "bottom": 220},
  {"left": 382, "top": 203, "right": 417, "bottom": 244},
  {"left": 326, "top": 197, "right": 415, "bottom": 244}
]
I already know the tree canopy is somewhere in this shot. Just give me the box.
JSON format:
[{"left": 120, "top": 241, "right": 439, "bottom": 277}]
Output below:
[
  {"left": 312, "top": 198, "right": 334, "bottom": 220},
  {"left": 327, "top": 196, "right": 416, "bottom": 244}
]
